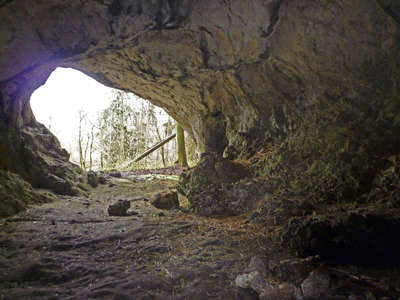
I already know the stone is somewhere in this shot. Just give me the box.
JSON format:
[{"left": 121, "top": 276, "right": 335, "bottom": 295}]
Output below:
[
  {"left": 236, "top": 271, "right": 262, "bottom": 290},
  {"left": 98, "top": 174, "right": 108, "bottom": 184},
  {"left": 267, "top": 256, "right": 320, "bottom": 286},
  {"left": 300, "top": 268, "right": 331, "bottom": 299},
  {"left": 177, "top": 192, "right": 190, "bottom": 210},
  {"left": 0, "top": 170, "right": 54, "bottom": 217},
  {"left": 178, "top": 153, "right": 267, "bottom": 216},
  {"left": 151, "top": 190, "right": 179, "bottom": 210},
  {"left": 107, "top": 200, "right": 130, "bottom": 216},
  {"left": 278, "top": 212, "right": 400, "bottom": 265},
  {"left": 236, "top": 256, "right": 297, "bottom": 300},
  {"left": 87, "top": 170, "right": 98, "bottom": 188}
]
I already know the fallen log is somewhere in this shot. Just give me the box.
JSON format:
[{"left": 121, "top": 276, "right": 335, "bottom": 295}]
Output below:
[{"left": 121, "top": 133, "right": 176, "bottom": 168}]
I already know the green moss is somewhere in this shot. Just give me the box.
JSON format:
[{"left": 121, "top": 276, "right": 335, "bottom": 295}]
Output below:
[
  {"left": 0, "top": 170, "right": 54, "bottom": 218},
  {"left": 257, "top": 94, "right": 400, "bottom": 203}
]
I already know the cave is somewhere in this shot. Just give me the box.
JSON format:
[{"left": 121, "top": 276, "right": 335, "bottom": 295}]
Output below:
[{"left": 1, "top": 0, "right": 400, "bottom": 299}]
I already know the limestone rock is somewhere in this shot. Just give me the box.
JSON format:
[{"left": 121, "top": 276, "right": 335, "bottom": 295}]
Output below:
[
  {"left": 300, "top": 268, "right": 331, "bottom": 299},
  {"left": 97, "top": 172, "right": 108, "bottom": 184},
  {"left": 107, "top": 199, "right": 130, "bottom": 216},
  {"left": 0, "top": 170, "right": 54, "bottom": 217},
  {"left": 236, "top": 255, "right": 296, "bottom": 300},
  {"left": 151, "top": 190, "right": 179, "bottom": 210},
  {"left": 178, "top": 153, "right": 264, "bottom": 215},
  {"left": 278, "top": 212, "right": 400, "bottom": 265},
  {"left": 87, "top": 170, "right": 98, "bottom": 188},
  {"left": 0, "top": 0, "right": 400, "bottom": 222}
]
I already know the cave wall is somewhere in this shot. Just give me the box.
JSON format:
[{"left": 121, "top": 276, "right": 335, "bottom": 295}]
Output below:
[{"left": 1, "top": 0, "right": 400, "bottom": 201}]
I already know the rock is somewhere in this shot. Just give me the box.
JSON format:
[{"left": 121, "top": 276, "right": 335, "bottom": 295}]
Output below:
[
  {"left": 151, "top": 190, "right": 179, "bottom": 210},
  {"left": 278, "top": 212, "right": 400, "bottom": 265},
  {"left": 107, "top": 200, "right": 130, "bottom": 216},
  {"left": 235, "top": 256, "right": 268, "bottom": 294},
  {"left": 268, "top": 256, "right": 320, "bottom": 285},
  {"left": 236, "top": 271, "right": 262, "bottom": 290},
  {"left": 43, "top": 174, "right": 78, "bottom": 195},
  {"left": 0, "top": 4, "right": 400, "bottom": 290},
  {"left": 236, "top": 256, "right": 297, "bottom": 300},
  {"left": 0, "top": 170, "right": 53, "bottom": 217},
  {"left": 98, "top": 174, "right": 108, "bottom": 184},
  {"left": 300, "top": 268, "right": 331, "bottom": 299},
  {"left": 87, "top": 170, "right": 98, "bottom": 188},
  {"left": 177, "top": 192, "right": 190, "bottom": 210},
  {"left": 178, "top": 154, "right": 268, "bottom": 216}
]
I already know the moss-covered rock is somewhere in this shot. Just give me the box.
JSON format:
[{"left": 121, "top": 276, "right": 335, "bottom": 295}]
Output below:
[
  {"left": 178, "top": 153, "right": 268, "bottom": 215},
  {"left": 251, "top": 93, "right": 400, "bottom": 205},
  {"left": 0, "top": 170, "right": 55, "bottom": 218}
]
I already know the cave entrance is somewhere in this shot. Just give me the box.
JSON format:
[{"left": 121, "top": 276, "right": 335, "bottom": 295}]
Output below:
[{"left": 30, "top": 67, "right": 178, "bottom": 171}]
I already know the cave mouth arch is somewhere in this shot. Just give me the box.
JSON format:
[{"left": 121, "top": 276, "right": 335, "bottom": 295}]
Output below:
[
  {"left": 0, "top": 0, "right": 399, "bottom": 215},
  {"left": 30, "top": 67, "right": 177, "bottom": 171}
]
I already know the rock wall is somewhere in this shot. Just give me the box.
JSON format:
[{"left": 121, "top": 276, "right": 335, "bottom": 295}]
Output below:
[{"left": 1, "top": 0, "right": 400, "bottom": 210}]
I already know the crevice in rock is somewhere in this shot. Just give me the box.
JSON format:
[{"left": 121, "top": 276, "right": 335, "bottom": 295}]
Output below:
[
  {"left": 262, "top": 0, "right": 284, "bottom": 38},
  {"left": 199, "top": 28, "right": 211, "bottom": 68},
  {"left": 153, "top": 0, "right": 194, "bottom": 30}
]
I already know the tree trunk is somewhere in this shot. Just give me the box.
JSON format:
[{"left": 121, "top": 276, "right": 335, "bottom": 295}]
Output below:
[
  {"left": 89, "top": 125, "right": 94, "bottom": 170},
  {"left": 78, "top": 111, "right": 86, "bottom": 170},
  {"left": 176, "top": 123, "right": 188, "bottom": 167},
  {"left": 161, "top": 146, "right": 166, "bottom": 167}
]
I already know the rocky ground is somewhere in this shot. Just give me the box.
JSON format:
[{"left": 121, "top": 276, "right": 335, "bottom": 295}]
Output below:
[
  {"left": 1, "top": 171, "right": 400, "bottom": 300},
  {"left": 0, "top": 174, "right": 267, "bottom": 300}
]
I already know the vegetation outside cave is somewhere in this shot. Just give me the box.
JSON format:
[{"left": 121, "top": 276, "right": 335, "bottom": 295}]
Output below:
[{"left": 31, "top": 68, "right": 199, "bottom": 172}]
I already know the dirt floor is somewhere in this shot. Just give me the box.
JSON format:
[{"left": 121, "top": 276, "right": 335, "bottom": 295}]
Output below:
[{"left": 0, "top": 175, "right": 267, "bottom": 300}]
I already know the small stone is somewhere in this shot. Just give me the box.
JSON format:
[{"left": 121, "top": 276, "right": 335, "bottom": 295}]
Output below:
[
  {"left": 158, "top": 212, "right": 165, "bottom": 217},
  {"left": 98, "top": 174, "right": 107, "bottom": 184},
  {"left": 151, "top": 190, "right": 179, "bottom": 210},
  {"left": 107, "top": 199, "right": 130, "bottom": 216},
  {"left": 235, "top": 271, "right": 260, "bottom": 289},
  {"left": 87, "top": 170, "right": 98, "bottom": 187}
]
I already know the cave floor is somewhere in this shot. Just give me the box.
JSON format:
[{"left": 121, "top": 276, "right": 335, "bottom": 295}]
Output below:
[{"left": 0, "top": 176, "right": 267, "bottom": 299}]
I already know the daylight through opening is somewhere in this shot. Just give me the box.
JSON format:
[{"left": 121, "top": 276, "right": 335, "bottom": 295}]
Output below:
[{"left": 30, "top": 67, "right": 197, "bottom": 171}]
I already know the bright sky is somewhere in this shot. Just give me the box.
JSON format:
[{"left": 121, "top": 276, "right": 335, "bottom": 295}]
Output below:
[
  {"left": 31, "top": 68, "right": 113, "bottom": 154},
  {"left": 30, "top": 67, "right": 170, "bottom": 164}
]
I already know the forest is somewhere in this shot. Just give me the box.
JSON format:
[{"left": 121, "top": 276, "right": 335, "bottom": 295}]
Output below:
[{"left": 74, "top": 90, "right": 198, "bottom": 171}]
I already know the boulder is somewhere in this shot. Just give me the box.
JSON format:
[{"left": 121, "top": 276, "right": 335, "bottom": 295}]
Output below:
[
  {"left": 151, "top": 190, "right": 179, "bottom": 210},
  {"left": 87, "top": 170, "right": 98, "bottom": 188},
  {"left": 98, "top": 173, "right": 108, "bottom": 184},
  {"left": 0, "top": 170, "right": 55, "bottom": 218},
  {"left": 107, "top": 199, "right": 130, "bottom": 217}
]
